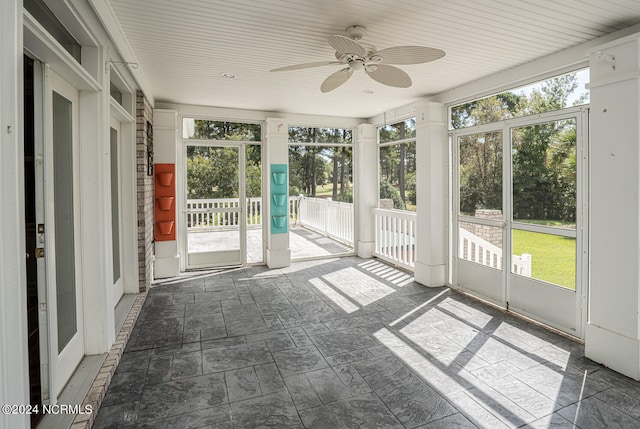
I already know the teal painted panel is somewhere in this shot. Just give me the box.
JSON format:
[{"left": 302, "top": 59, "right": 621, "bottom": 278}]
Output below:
[{"left": 270, "top": 164, "right": 288, "bottom": 234}]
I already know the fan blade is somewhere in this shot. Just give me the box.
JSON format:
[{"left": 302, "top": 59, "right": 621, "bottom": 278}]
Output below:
[
  {"left": 321, "top": 68, "right": 353, "bottom": 93},
  {"left": 366, "top": 64, "right": 412, "bottom": 88},
  {"left": 375, "top": 46, "right": 445, "bottom": 65},
  {"left": 327, "top": 35, "right": 367, "bottom": 57},
  {"left": 270, "top": 61, "right": 341, "bottom": 72}
]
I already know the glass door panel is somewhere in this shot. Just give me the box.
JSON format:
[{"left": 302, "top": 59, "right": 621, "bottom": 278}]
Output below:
[
  {"left": 53, "top": 90, "right": 77, "bottom": 352},
  {"left": 186, "top": 145, "right": 242, "bottom": 268},
  {"left": 457, "top": 131, "right": 504, "bottom": 271},
  {"left": 510, "top": 118, "right": 578, "bottom": 290},
  {"left": 511, "top": 230, "right": 576, "bottom": 289},
  {"left": 48, "top": 70, "right": 83, "bottom": 398},
  {"left": 110, "top": 118, "right": 123, "bottom": 303},
  {"left": 459, "top": 131, "right": 503, "bottom": 220}
]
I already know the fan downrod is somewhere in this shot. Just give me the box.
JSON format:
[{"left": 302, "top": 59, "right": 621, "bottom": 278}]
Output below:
[{"left": 345, "top": 25, "right": 367, "bottom": 41}]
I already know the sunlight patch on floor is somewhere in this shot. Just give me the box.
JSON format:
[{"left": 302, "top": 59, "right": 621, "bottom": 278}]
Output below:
[
  {"left": 308, "top": 277, "right": 360, "bottom": 314},
  {"left": 323, "top": 267, "right": 396, "bottom": 306},
  {"left": 358, "top": 260, "right": 414, "bottom": 286}
]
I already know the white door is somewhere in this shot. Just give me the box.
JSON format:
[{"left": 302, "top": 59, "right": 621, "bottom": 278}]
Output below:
[
  {"left": 506, "top": 111, "right": 587, "bottom": 337},
  {"left": 44, "top": 69, "right": 84, "bottom": 398},
  {"left": 110, "top": 118, "right": 124, "bottom": 303},
  {"left": 184, "top": 144, "right": 244, "bottom": 268},
  {"left": 453, "top": 108, "right": 587, "bottom": 337}
]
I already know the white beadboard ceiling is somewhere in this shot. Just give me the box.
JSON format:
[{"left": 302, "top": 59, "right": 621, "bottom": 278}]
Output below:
[{"left": 108, "top": 0, "right": 640, "bottom": 118}]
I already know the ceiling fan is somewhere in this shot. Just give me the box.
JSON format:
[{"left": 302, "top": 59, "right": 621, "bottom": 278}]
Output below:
[{"left": 270, "top": 25, "right": 445, "bottom": 93}]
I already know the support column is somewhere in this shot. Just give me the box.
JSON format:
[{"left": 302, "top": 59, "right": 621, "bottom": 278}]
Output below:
[
  {"left": 355, "top": 124, "right": 377, "bottom": 258},
  {"left": 265, "top": 118, "right": 290, "bottom": 268},
  {"left": 79, "top": 48, "right": 116, "bottom": 353},
  {"left": 414, "top": 102, "right": 448, "bottom": 287},
  {"left": 153, "top": 109, "right": 180, "bottom": 278},
  {"left": 586, "top": 33, "right": 640, "bottom": 380}
]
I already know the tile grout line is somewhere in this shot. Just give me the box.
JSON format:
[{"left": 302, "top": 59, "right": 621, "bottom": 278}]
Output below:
[{"left": 69, "top": 291, "right": 148, "bottom": 429}]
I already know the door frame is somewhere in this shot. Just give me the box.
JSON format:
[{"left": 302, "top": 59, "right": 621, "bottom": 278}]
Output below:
[
  {"left": 451, "top": 106, "right": 588, "bottom": 338},
  {"left": 182, "top": 142, "right": 246, "bottom": 269}
]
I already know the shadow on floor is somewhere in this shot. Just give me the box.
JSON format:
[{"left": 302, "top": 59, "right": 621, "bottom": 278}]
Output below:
[{"left": 93, "top": 257, "right": 640, "bottom": 429}]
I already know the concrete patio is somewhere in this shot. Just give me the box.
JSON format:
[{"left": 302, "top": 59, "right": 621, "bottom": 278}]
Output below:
[
  {"left": 188, "top": 225, "right": 353, "bottom": 264},
  {"left": 93, "top": 257, "right": 640, "bottom": 428}
]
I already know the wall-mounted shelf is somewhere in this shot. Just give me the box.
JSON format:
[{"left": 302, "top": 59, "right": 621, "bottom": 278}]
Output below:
[
  {"left": 154, "top": 164, "right": 176, "bottom": 241},
  {"left": 270, "top": 164, "right": 288, "bottom": 234}
]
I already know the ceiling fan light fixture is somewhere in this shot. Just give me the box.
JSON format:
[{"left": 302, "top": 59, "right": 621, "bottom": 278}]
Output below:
[{"left": 349, "top": 59, "right": 365, "bottom": 71}]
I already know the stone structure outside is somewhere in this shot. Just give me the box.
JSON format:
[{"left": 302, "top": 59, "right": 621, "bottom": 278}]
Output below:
[
  {"left": 460, "top": 209, "right": 503, "bottom": 248},
  {"left": 379, "top": 199, "right": 394, "bottom": 210}
]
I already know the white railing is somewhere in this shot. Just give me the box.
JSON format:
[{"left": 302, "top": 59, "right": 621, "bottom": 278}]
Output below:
[
  {"left": 458, "top": 227, "right": 532, "bottom": 276},
  {"left": 289, "top": 196, "right": 300, "bottom": 225},
  {"left": 298, "top": 197, "right": 354, "bottom": 246},
  {"left": 187, "top": 198, "right": 261, "bottom": 231},
  {"left": 373, "top": 208, "right": 416, "bottom": 271},
  {"left": 187, "top": 196, "right": 331, "bottom": 230}
]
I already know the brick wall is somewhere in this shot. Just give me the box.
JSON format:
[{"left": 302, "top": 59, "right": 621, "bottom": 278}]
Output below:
[{"left": 136, "top": 91, "right": 154, "bottom": 291}]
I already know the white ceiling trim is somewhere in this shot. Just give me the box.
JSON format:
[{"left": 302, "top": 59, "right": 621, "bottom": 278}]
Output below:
[{"left": 157, "top": 102, "right": 366, "bottom": 129}]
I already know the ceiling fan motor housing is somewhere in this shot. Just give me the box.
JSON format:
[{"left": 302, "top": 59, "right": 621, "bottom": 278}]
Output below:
[{"left": 345, "top": 25, "right": 367, "bottom": 41}]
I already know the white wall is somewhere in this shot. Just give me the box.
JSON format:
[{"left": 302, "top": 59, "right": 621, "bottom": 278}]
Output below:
[
  {"left": 0, "top": 0, "right": 30, "bottom": 428},
  {"left": 0, "top": 0, "right": 144, "bottom": 418},
  {"left": 586, "top": 33, "right": 640, "bottom": 380}
]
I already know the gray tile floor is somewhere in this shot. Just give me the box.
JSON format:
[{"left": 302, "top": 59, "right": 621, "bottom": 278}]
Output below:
[{"left": 93, "top": 257, "right": 640, "bottom": 428}]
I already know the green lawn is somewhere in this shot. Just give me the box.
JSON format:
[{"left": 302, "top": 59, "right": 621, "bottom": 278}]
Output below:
[
  {"left": 512, "top": 229, "right": 576, "bottom": 290},
  {"left": 313, "top": 185, "right": 333, "bottom": 198}
]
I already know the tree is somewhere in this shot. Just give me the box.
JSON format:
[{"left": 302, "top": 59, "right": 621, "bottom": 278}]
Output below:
[
  {"left": 186, "top": 122, "right": 262, "bottom": 201},
  {"left": 288, "top": 127, "right": 353, "bottom": 202},
  {"left": 378, "top": 119, "right": 416, "bottom": 210},
  {"left": 186, "top": 146, "right": 239, "bottom": 199},
  {"left": 379, "top": 180, "right": 405, "bottom": 210}
]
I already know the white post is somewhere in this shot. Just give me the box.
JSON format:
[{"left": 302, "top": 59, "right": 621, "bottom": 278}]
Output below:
[
  {"left": 153, "top": 110, "right": 180, "bottom": 278},
  {"left": 521, "top": 254, "right": 532, "bottom": 277},
  {"left": 355, "top": 124, "right": 377, "bottom": 257},
  {"left": 586, "top": 33, "right": 640, "bottom": 380},
  {"left": 0, "top": 0, "right": 30, "bottom": 427},
  {"left": 414, "top": 102, "right": 448, "bottom": 287},
  {"left": 265, "top": 118, "right": 290, "bottom": 268},
  {"left": 80, "top": 47, "right": 116, "bottom": 353}
]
